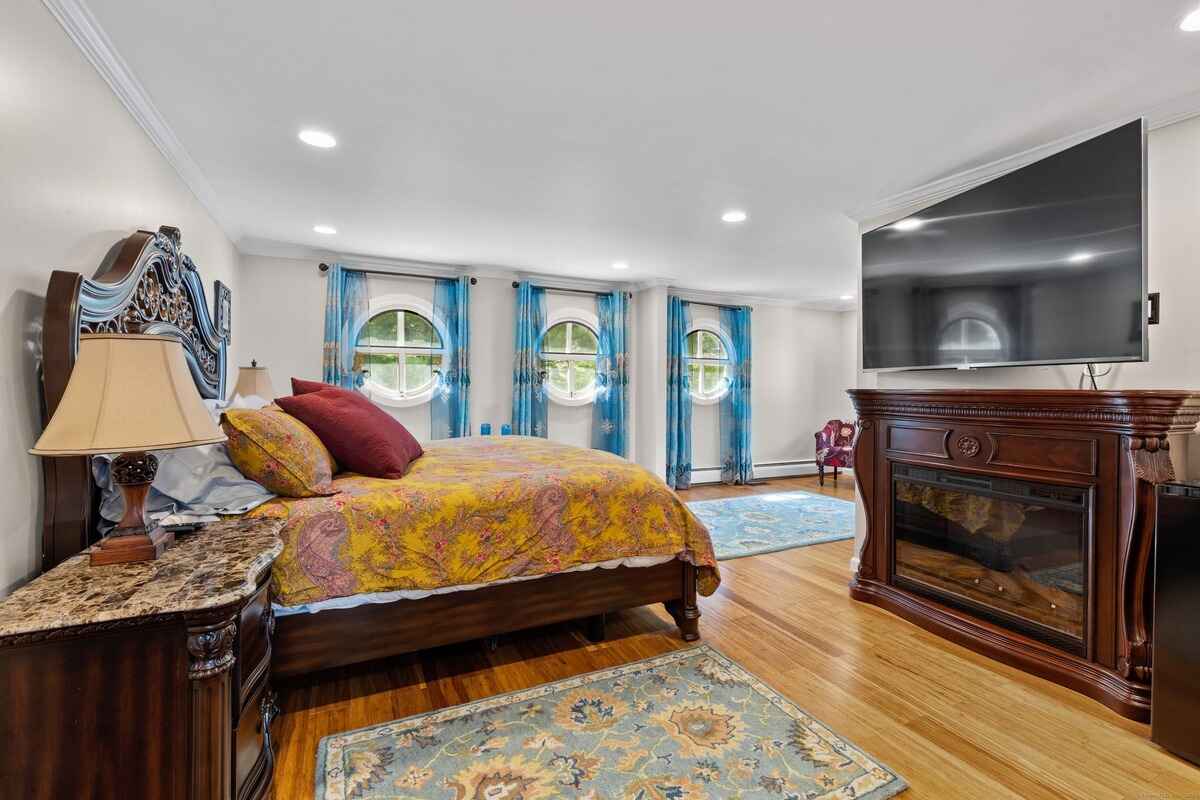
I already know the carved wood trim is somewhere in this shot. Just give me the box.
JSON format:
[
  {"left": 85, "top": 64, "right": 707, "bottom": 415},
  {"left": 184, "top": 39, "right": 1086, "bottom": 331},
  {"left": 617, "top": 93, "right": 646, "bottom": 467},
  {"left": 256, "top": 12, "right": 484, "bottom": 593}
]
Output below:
[
  {"left": 38, "top": 226, "right": 230, "bottom": 571},
  {"left": 187, "top": 620, "right": 238, "bottom": 680},
  {"left": 850, "top": 389, "right": 1200, "bottom": 435},
  {"left": 1116, "top": 435, "right": 1173, "bottom": 683},
  {"left": 851, "top": 418, "right": 875, "bottom": 581}
]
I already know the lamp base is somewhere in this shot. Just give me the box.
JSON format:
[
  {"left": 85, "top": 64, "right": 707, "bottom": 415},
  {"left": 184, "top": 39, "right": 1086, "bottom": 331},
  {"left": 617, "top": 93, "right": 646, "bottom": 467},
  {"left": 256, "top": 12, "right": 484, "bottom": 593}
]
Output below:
[
  {"left": 90, "top": 451, "right": 173, "bottom": 566},
  {"left": 91, "top": 526, "right": 175, "bottom": 566}
]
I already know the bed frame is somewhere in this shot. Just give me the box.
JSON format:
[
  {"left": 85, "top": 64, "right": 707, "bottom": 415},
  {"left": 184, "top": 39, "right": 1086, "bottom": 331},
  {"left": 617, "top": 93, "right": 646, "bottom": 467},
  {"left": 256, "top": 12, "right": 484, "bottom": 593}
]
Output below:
[{"left": 39, "top": 226, "right": 701, "bottom": 678}]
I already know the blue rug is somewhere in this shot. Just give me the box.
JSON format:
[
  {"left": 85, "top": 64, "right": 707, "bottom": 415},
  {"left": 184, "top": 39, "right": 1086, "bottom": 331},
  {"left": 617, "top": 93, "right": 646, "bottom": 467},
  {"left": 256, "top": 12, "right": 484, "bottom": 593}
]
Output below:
[{"left": 687, "top": 490, "right": 856, "bottom": 560}]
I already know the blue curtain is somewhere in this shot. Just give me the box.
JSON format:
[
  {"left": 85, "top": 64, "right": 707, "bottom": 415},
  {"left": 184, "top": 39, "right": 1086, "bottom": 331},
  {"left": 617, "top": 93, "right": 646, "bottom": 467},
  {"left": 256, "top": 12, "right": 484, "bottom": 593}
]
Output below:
[
  {"left": 322, "top": 263, "right": 369, "bottom": 388},
  {"left": 512, "top": 281, "right": 548, "bottom": 437},
  {"left": 431, "top": 276, "right": 471, "bottom": 439},
  {"left": 665, "top": 295, "right": 692, "bottom": 489},
  {"left": 720, "top": 305, "right": 753, "bottom": 484},
  {"left": 592, "top": 291, "right": 630, "bottom": 457}
]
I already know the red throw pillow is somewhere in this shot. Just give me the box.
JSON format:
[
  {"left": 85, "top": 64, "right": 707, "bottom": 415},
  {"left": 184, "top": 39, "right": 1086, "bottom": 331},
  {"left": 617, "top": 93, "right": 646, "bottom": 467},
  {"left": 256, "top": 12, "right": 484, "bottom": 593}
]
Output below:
[
  {"left": 275, "top": 388, "right": 424, "bottom": 479},
  {"left": 291, "top": 377, "right": 335, "bottom": 395}
]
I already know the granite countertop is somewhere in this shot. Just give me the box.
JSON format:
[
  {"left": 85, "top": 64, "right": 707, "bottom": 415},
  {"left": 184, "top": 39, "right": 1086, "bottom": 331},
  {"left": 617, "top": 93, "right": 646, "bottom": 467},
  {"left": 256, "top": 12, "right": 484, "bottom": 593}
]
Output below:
[{"left": 0, "top": 517, "right": 284, "bottom": 640}]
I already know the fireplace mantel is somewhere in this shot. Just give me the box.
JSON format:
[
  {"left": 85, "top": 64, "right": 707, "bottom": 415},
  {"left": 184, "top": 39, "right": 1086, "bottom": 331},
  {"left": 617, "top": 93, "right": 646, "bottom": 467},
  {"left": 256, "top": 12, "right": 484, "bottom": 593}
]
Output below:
[{"left": 848, "top": 388, "right": 1200, "bottom": 721}]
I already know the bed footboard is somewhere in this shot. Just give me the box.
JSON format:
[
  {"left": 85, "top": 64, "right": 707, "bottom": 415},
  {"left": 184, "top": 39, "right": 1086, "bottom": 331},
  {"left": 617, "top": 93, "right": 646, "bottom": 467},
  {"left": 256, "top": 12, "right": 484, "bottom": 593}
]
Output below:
[{"left": 272, "top": 560, "right": 701, "bottom": 679}]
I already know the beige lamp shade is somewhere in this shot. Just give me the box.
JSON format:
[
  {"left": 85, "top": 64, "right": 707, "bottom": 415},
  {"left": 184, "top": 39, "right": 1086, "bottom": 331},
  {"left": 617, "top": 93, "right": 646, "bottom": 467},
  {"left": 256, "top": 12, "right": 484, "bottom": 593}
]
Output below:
[
  {"left": 231, "top": 362, "right": 276, "bottom": 400},
  {"left": 30, "top": 333, "right": 226, "bottom": 456}
]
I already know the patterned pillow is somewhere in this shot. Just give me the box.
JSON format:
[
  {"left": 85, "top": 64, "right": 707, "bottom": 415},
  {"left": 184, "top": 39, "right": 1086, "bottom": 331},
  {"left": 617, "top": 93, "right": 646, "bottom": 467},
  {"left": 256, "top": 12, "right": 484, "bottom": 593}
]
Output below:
[{"left": 220, "top": 407, "right": 338, "bottom": 497}]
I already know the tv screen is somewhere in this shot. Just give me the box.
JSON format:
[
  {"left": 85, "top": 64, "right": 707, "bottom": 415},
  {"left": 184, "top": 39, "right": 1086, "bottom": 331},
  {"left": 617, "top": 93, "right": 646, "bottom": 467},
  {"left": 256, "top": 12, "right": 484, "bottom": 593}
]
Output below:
[{"left": 861, "top": 120, "right": 1146, "bottom": 371}]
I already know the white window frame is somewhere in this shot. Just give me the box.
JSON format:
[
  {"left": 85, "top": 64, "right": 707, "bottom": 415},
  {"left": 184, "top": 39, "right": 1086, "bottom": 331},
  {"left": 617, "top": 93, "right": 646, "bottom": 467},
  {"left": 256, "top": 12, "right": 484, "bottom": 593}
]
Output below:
[
  {"left": 686, "top": 324, "right": 734, "bottom": 406},
  {"left": 541, "top": 307, "right": 600, "bottom": 407},
  {"left": 356, "top": 293, "right": 448, "bottom": 409}
]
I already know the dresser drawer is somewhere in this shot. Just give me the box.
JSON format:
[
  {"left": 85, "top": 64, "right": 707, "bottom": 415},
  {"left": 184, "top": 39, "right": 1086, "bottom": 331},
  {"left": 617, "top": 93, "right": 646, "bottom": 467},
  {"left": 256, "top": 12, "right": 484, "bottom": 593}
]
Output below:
[
  {"left": 236, "top": 583, "right": 272, "bottom": 710},
  {"left": 235, "top": 681, "right": 277, "bottom": 800}
]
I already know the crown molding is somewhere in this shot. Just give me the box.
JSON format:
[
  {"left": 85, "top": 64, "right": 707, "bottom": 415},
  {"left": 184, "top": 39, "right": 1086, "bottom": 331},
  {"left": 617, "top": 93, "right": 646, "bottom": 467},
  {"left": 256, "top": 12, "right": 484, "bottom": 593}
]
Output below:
[
  {"left": 848, "top": 89, "right": 1200, "bottom": 228},
  {"left": 665, "top": 284, "right": 854, "bottom": 312},
  {"left": 43, "top": 0, "right": 236, "bottom": 240},
  {"left": 241, "top": 237, "right": 851, "bottom": 310}
]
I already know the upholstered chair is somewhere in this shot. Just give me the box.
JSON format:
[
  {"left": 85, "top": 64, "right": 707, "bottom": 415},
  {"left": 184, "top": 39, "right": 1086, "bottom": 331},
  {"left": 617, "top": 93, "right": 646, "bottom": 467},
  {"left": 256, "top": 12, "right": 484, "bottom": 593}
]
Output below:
[{"left": 815, "top": 419, "right": 856, "bottom": 485}]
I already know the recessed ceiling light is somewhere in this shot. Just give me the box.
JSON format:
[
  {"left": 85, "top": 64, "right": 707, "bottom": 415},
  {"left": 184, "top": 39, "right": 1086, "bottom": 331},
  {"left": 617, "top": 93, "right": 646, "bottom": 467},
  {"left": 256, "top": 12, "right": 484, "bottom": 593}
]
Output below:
[
  {"left": 840, "top": 294, "right": 854, "bottom": 301},
  {"left": 1067, "top": 251, "right": 1094, "bottom": 264},
  {"left": 611, "top": 261, "right": 630, "bottom": 270},
  {"left": 721, "top": 210, "right": 748, "bottom": 223},
  {"left": 298, "top": 129, "right": 337, "bottom": 148},
  {"left": 892, "top": 218, "right": 924, "bottom": 232},
  {"left": 1181, "top": 7, "right": 1200, "bottom": 31},
  {"left": 313, "top": 224, "right": 337, "bottom": 235}
]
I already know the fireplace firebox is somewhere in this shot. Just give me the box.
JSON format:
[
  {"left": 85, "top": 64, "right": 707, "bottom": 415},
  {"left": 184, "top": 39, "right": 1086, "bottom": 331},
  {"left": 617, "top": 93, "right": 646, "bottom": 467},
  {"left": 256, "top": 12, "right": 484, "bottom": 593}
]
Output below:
[
  {"left": 891, "top": 464, "right": 1089, "bottom": 654},
  {"left": 848, "top": 389, "right": 1200, "bottom": 722}
]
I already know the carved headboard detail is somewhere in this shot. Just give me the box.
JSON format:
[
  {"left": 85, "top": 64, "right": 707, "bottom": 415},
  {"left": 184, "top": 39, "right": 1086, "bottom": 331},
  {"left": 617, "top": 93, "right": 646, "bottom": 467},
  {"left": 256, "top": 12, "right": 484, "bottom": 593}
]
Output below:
[{"left": 39, "top": 226, "right": 230, "bottom": 571}]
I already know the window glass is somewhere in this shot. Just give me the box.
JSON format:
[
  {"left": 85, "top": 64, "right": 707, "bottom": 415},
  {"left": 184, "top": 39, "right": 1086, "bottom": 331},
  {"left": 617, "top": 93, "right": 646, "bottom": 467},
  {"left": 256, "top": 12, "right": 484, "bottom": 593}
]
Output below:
[
  {"left": 571, "top": 323, "right": 598, "bottom": 354},
  {"left": 685, "top": 328, "right": 732, "bottom": 402},
  {"left": 360, "top": 310, "right": 399, "bottom": 347},
  {"left": 543, "top": 323, "right": 568, "bottom": 353},
  {"left": 541, "top": 320, "right": 599, "bottom": 402},
  {"left": 404, "top": 313, "right": 437, "bottom": 347},
  {"left": 355, "top": 309, "right": 444, "bottom": 400}
]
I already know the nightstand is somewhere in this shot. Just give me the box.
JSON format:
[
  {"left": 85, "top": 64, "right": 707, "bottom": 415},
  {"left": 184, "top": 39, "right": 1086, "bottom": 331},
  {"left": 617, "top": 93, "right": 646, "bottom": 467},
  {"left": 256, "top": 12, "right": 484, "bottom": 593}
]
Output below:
[{"left": 0, "top": 517, "right": 284, "bottom": 800}]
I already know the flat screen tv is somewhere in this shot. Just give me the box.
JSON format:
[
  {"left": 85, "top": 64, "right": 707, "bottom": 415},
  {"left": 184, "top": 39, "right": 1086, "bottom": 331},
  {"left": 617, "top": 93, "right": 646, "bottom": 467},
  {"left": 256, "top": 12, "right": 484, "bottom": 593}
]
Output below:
[{"left": 861, "top": 119, "right": 1146, "bottom": 371}]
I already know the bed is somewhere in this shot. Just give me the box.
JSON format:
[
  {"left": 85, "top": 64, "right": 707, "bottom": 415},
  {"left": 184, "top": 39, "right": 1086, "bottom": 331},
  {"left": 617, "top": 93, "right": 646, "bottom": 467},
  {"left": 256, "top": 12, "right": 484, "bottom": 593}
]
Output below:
[{"left": 38, "top": 226, "right": 719, "bottom": 679}]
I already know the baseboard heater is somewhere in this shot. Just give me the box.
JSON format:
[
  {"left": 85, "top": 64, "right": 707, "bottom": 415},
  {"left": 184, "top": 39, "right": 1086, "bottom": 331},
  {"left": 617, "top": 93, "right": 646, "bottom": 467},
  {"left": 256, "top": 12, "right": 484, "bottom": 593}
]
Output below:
[{"left": 690, "top": 459, "right": 848, "bottom": 485}]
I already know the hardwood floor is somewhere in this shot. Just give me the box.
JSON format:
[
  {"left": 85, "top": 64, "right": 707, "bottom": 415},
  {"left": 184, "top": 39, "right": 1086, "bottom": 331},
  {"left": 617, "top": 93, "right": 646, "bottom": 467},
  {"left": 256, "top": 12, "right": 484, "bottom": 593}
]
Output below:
[{"left": 270, "top": 474, "right": 1197, "bottom": 799}]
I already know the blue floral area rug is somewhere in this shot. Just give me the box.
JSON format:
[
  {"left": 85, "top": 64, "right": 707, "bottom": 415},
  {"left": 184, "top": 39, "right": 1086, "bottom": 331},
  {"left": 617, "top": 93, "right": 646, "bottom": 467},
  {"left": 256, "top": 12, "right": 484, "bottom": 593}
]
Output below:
[
  {"left": 686, "top": 491, "right": 856, "bottom": 560},
  {"left": 316, "top": 645, "right": 906, "bottom": 799}
]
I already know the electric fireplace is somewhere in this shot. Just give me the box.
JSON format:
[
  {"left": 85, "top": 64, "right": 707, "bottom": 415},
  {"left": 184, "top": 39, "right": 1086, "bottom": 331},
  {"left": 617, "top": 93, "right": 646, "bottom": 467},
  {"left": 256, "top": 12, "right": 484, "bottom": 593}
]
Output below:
[
  {"left": 848, "top": 388, "right": 1200, "bottom": 721},
  {"left": 891, "top": 464, "right": 1089, "bottom": 655}
]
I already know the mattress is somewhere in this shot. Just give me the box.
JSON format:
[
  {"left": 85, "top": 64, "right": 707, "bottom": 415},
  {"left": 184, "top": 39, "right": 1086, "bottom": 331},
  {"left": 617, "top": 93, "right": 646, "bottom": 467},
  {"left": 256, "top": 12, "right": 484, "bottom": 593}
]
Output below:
[{"left": 247, "top": 436, "right": 719, "bottom": 609}]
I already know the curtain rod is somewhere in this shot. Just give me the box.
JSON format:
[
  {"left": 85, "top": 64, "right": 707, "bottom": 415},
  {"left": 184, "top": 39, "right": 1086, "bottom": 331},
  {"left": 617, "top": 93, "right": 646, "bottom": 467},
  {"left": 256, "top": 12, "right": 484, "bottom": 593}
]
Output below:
[
  {"left": 512, "top": 281, "right": 629, "bottom": 298},
  {"left": 319, "top": 262, "right": 476, "bottom": 285},
  {"left": 683, "top": 299, "right": 753, "bottom": 312}
]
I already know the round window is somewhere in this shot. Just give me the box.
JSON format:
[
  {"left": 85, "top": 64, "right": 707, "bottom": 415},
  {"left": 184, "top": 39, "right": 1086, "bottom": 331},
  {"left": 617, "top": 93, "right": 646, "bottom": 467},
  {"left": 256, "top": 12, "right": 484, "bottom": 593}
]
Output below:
[
  {"left": 354, "top": 308, "right": 444, "bottom": 404},
  {"left": 541, "top": 319, "right": 598, "bottom": 404},
  {"left": 686, "top": 327, "right": 732, "bottom": 403}
]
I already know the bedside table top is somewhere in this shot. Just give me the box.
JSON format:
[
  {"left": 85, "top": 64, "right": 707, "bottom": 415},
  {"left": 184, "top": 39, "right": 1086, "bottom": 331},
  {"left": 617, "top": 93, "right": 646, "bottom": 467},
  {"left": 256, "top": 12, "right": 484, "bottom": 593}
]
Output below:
[{"left": 0, "top": 517, "right": 283, "bottom": 641}]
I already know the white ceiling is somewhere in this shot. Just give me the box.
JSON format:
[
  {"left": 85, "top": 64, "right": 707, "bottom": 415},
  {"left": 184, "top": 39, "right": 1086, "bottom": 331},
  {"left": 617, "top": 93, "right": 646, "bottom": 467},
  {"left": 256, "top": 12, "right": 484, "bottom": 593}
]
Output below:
[{"left": 82, "top": 0, "right": 1200, "bottom": 301}]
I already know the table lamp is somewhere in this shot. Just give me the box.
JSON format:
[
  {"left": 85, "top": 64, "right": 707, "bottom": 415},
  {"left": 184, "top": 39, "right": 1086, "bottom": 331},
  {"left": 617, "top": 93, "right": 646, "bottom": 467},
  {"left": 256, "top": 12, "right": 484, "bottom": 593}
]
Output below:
[
  {"left": 230, "top": 359, "right": 275, "bottom": 404},
  {"left": 30, "top": 333, "right": 226, "bottom": 565}
]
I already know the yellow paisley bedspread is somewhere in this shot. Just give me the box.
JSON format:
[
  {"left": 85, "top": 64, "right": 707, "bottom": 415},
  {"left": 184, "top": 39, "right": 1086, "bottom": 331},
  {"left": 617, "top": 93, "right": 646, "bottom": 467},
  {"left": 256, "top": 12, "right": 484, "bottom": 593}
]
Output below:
[{"left": 249, "top": 436, "right": 720, "bottom": 608}]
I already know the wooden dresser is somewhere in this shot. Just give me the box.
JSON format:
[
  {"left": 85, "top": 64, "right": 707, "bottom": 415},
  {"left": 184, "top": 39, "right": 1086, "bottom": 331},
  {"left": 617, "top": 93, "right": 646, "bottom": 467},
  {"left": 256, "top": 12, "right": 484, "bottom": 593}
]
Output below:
[{"left": 0, "top": 517, "right": 284, "bottom": 800}]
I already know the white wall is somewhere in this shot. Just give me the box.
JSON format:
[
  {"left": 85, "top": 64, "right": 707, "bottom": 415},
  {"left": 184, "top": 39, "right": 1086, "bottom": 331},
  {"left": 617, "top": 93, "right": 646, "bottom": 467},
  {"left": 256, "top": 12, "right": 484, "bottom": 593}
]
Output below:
[
  {"left": 1, "top": 1, "right": 241, "bottom": 595},
  {"left": 238, "top": 256, "right": 628, "bottom": 449},
  {"left": 689, "top": 302, "right": 854, "bottom": 482},
  {"left": 238, "top": 255, "right": 857, "bottom": 483},
  {"left": 850, "top": 114, "right": 1200, "bottom": 563},
  {"left": 633, "top": 286, "right": 668, "bottom": 477}
]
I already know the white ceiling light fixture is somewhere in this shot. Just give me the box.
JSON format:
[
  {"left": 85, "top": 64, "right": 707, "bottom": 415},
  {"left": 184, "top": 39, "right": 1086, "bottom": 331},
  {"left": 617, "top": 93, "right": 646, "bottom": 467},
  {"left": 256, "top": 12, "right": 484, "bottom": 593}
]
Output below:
[
  {"left": 1067, "top": 251, "right": 1094, "bottom": 264},
  {"left": 298, "top": 129, "right": 337, "bottom": 148},
  {"left": 611, "top": 261, "right": 630, "bottom": 270},
  {"left": 313, "top": 224, "right": 337, "bottom": 235},
  {"left": 892, "top": 218, "right": 924, "bottom": 232},
  {"left": 840, "top": 294, "right": 854, "bottom": 301},
  {"left": 721, "top": 210, "right": 748, "bottom": 223},
  {"left": 1181, "top": 7, "right": 1200, "bottom": 31}
]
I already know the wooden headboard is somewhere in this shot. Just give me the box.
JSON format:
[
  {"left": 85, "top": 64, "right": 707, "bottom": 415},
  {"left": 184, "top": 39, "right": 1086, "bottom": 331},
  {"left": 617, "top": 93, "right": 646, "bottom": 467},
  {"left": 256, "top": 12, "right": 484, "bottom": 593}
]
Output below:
[{"left": 39, "top": 226, "right": 231, "bottom": 571}]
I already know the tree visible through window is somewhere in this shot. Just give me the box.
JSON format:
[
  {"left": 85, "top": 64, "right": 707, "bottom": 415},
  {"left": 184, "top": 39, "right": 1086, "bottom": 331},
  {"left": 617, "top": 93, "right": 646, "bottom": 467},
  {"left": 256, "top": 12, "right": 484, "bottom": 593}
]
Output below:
[
  {"left": 355, "top": 309, "right": 444, "bottom": 400},
  {"left": 686, "top": 328, "right": 732, "bottom": 401},
  {"left": 541, "top": 320, "right": 598, "bottom": 402}
]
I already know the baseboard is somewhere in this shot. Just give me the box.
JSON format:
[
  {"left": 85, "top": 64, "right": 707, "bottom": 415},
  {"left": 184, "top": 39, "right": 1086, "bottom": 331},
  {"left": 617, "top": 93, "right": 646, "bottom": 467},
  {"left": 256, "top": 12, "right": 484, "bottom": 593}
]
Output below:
[{"left": 689, "top": 460, "right": 853, "bottom": 485}]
